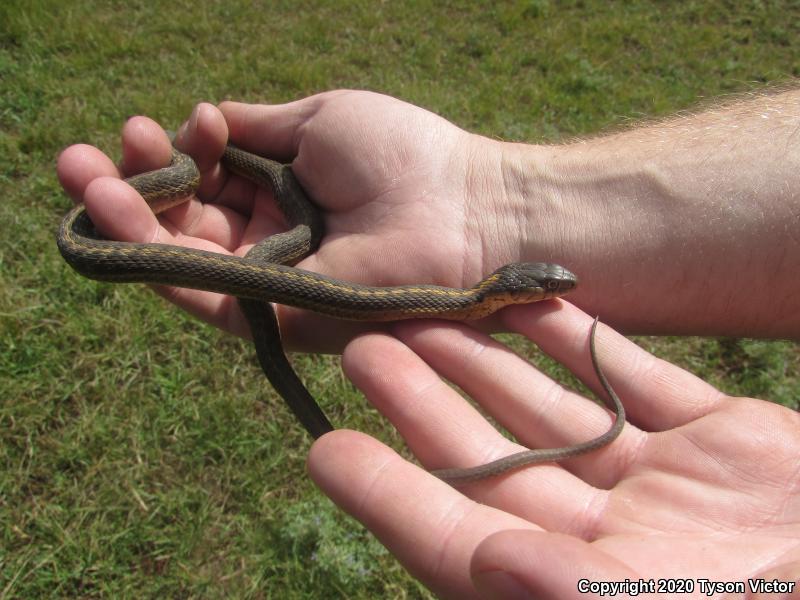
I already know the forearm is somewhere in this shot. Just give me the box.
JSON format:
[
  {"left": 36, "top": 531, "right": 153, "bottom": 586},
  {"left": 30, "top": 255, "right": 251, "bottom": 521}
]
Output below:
[{"left": 506, "top": 89, "right": 800, "bottom": 339}]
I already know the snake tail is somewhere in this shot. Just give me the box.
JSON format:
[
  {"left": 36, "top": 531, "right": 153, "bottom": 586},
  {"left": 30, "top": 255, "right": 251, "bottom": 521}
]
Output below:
[{"left": 431, "top": 317, "right": 625, "bottom": 483}]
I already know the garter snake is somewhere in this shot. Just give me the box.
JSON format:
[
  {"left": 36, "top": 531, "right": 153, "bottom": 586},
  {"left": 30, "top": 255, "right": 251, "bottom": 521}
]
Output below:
[{"left": 56, "top": 137, "right": 625, "bottom": 484}]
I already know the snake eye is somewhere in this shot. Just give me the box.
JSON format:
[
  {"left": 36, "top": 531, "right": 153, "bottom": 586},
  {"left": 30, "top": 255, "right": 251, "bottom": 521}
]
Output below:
[{"left": 547, "top": 280, "right": 559, "bottom": 290}]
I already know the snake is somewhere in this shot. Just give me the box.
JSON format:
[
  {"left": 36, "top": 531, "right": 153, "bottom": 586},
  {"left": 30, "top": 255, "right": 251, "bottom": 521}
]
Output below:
[{"left": 56, "top": 136, "right": 625, "bottom": 484}]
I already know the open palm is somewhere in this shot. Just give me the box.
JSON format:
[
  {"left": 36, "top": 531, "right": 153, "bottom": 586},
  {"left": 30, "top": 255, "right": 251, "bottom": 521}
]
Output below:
[{"left": 309, "top": 301, "right": 800, "bottom": 597}]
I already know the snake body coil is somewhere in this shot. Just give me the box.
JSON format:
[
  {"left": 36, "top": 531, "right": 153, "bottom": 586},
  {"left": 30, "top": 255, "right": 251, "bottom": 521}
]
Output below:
[{"left": 57, "top": 139, "right": 624, "bottom": 483}]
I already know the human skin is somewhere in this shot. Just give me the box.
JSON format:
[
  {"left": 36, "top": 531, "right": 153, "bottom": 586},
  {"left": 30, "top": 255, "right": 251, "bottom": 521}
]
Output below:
[
  {"left": 509, "top": 90, "right": 800, "bottom": 339},
  {"left": 326, "top": 303, "right": 800, "bottom": 598},
  {"left": 57, "top": 89, "right": 800, "bottom": 350},
  {"left": 56, "top": 90, "right": 800, "bottom": 597}
]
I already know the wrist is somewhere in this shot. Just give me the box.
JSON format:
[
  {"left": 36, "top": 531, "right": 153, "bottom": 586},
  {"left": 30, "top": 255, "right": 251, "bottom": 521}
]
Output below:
[
  {"left": 465, "top": 136, "right": 577, "bottom": 270},
  {"left": 495, "top": 128, "right": 800, "bottom": 339},
  {"left": 497, "top": 141, "right": 588, "bottom": 263},
  {"left": 494, "top": 138, "right": 711, "bottom": 334},
  {"left": 492, "top": 141, "right": 639, "bottom": 286}
]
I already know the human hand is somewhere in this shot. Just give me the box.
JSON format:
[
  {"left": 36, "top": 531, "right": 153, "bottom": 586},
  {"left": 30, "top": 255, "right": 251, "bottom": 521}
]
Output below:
[
  {"left": 57, "top": 91, "right": 522, "bottom": 352},
  {"left": 308, "top": 300, "right": 800, "bottom": 598}
]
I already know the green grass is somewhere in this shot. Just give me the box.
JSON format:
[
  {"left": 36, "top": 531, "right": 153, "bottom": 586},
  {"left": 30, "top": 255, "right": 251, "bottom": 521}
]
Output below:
[{"left": 1, "top": 0, "right": 798, "bottom": 596}]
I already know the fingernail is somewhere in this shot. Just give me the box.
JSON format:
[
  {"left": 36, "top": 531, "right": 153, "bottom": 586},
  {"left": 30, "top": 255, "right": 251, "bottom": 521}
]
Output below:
[{"left": 188, "top": 103, "right": 202, "bottom": 134}]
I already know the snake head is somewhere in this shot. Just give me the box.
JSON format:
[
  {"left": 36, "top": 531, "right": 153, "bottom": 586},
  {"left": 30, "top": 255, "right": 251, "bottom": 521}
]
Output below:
[{"left": 477, "top": 262, "right": 577, "bottom": 304}]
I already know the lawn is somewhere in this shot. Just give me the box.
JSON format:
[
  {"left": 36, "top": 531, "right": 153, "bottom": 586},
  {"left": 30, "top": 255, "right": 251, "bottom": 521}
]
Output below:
[{"left": 1, "top": 1, "right": 798, "bottom": 597}]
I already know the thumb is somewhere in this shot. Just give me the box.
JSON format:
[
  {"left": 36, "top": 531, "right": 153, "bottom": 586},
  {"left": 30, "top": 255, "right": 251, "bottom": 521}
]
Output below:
[
  {"left": 219, "top": 95, "right": 332, "bottom": 160},
  {"left": 471, "top": 530, "right": 637, "bottom": 599}
]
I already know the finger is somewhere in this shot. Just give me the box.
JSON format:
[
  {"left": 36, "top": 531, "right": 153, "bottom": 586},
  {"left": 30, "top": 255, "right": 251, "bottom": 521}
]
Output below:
[
  {"left": 118, "top": 116, "right": 206, "bottom": 234},
  {"left": 172, "top": 102, "right": 228, "bottom": 174},
  {"left": 82, "top": 173, "right": 235, "bottom": 254},
  {"left": 275, "top": 307, "right": 382, "bottom": 354},
  {"left": 83, "top": 176, "right": 160, "bottom": 244},
  {"left": 391, "top": 313, "right": 637, "bottom": 488},
  {"left": 57, "top": 118, "right": 253, "bottom": 338},
  {"left": 343, "top": 330, "right": 510, "bottom": 466},
  {"left": 119, "top": 115, "right": 233, "bottom": 241},
  {"left": 120, "top": 116, "right": 174, "bottom": 177},
  {"left": 501, "top": 301, "right": 727, "bottom": 431},
  {"left": 171, "top": 102, "right": 233, "bottom": 206},
  {"left": 219, "top": 94, "right": 338, "bottom": 160},
  {"left": 81, "top": 176, "right": 251, "bottom": 338},
  {"left": 471, "top": 529, "right": 637, "bottom": 599},
  {"left": 127, "top": 108, "right": 267, "bottom": 224},
  {"left": 122, "top": 113, "right": 272, "bottom": 255},
  {"left": 173, "top": 103, "right": 309, "bottom": 256},
  {"left": 110, "top": 112, "right": 320, "bottom": 341},
  {"left": 57, "top": 144, "right": 121, "bottom": 203},
  {"left": 307, "top": 430, "right": 538, "bottom": 598},
  {"left": 342, "top": 331, "right": 610, "bottom": 532}
]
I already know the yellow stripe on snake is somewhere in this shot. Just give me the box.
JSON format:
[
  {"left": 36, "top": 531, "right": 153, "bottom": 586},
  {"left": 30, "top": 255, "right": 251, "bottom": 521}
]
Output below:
[{"left": 57, "top": 137, "right": 624, "bottom": 484}]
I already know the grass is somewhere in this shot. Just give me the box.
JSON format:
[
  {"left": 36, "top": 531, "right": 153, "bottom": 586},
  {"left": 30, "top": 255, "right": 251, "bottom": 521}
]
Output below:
[{"left": 1, "top": 0, "right": 798, "bottom": 596}]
